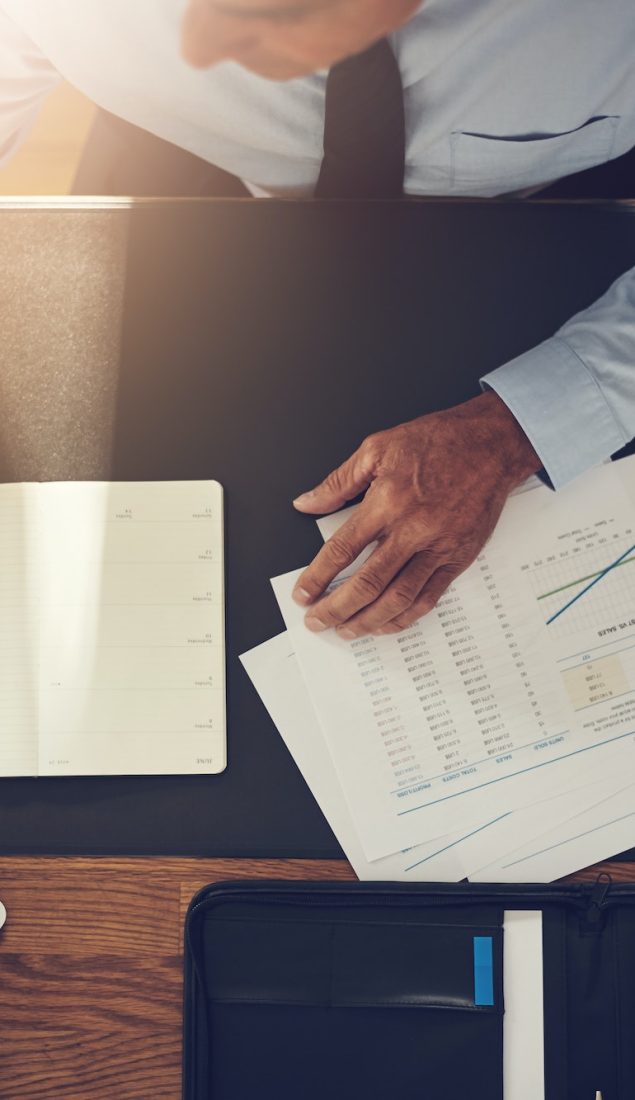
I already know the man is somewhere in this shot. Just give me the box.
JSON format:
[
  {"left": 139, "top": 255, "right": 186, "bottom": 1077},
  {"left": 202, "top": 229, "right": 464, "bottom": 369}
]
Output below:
[{"left": 1, "top": 0, "right": 634, "bottom": 638}]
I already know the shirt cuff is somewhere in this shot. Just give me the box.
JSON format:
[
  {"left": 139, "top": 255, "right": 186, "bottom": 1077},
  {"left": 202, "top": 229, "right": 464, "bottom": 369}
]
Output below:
[{"left": 481, "top": 337, "right": 628, "bottom": 490}]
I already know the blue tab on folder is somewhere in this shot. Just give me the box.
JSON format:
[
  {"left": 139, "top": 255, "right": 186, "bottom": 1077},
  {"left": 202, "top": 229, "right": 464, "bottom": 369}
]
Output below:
[{"left": 473, "top": 936, "right": 494, "bottom": 1006}]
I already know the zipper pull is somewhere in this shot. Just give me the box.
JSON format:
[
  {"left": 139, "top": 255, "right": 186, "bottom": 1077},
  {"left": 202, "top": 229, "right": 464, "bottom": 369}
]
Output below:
[{"left": 580, "top": 872, "right": 612, "bottom": 935}]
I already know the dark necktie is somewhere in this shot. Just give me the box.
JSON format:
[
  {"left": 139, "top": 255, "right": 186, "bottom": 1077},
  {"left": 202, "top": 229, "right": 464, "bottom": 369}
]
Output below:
[{"left": 316, "top": 37, "right": 405, "bottom": 200}]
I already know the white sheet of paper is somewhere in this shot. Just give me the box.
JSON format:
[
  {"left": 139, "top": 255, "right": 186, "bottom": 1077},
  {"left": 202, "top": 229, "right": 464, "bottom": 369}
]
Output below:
[
  {"left": 240, "top": 632, "right": 461, "bottom": 879},
  {"left": 394, "top": 772, "right": 629, "bottom": 881},
  {"left": 273, "top": 461, "right": 635, "bottom": 860},
  {"left": 469, "top": 456, "right": 635, "bottom": 881},
  {"left": 239, "top": 632, "right": 629, "bottom": 882},
  {"left": 473, "top": 779, "right": 635, "bottom": 882},
  {"left": 314, "top": 490, "right": 634, "bottom": 881},
  {"left": 503, "top": 910, "right": 544, "bottom": 1100}
]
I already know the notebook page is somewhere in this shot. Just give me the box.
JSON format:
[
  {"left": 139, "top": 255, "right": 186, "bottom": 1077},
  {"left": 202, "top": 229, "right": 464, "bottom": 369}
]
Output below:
[
  {"left": 37, "top": 481, "right": 225, "bottom": 776},
  {"left": 0, "top": 484, "right": 39, "bottom": 776}
]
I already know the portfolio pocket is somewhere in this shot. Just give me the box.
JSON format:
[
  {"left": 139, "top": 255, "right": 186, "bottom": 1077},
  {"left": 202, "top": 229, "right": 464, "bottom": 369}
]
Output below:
[
  {"left": 332, "top": 919, "right": 501, "bottom": 1010},
  {"left": 202, "top": 915, "right": 504, "bottom": 1099},
  {"left": 204, "top": 916, "right": 502, "bottom": 1011},
  {"left": 450, "top": 115, "right": 619, "bottom": 195}
]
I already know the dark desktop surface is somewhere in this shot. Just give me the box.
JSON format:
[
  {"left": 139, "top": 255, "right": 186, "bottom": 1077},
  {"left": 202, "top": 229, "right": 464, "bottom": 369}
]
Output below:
[{"left": 0, "top": 198, "right": 633, "bottom": 858}]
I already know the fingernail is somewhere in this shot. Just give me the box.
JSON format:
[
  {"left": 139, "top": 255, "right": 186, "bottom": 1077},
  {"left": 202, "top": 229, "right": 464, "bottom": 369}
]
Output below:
[
  {"left": 292, "top": 587, "right": 311, "bottom": 606},
  {"left": 305, "top": 615, "right": 327, "bottom": 633},
  {"left": 337, "top": 627, "right": 357, "bottom": 641},
  {"left": 293, "top": 491, "right": 315, "bottom": 506}
]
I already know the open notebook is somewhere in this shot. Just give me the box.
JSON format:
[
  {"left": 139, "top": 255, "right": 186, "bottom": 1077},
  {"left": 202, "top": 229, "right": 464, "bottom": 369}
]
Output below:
[{"left": 0, "top": 480, "right": 225, "bottom": 776}]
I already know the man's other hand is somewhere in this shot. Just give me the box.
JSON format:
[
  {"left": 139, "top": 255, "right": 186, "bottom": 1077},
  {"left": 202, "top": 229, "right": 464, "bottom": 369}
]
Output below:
[{"left": 292, "top": 392, "right": 541, "bottom": 638}]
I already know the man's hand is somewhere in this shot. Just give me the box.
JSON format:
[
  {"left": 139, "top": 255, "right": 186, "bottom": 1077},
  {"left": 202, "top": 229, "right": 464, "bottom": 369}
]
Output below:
[{"left": 292, "top": 392, "right": 541, "bottom": 638}]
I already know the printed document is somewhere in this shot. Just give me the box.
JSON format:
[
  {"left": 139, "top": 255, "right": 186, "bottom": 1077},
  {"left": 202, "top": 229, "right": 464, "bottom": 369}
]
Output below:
[
  {"left": 240, "top": 632, "right": 628, "bottom": 880},
  {"left": 272, "top": 461, "right": 635, "bottom": 861},
  {"left": 472, "top": 779, "right": 635, "bottom": 882}
]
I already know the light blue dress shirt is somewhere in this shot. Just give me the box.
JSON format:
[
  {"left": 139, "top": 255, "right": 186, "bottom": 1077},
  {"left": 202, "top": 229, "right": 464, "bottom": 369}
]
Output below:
[
  {"left": 482, "top": 269, "right": 635, "bottom": 488},
  {"left": 0, "top": 0, "right": 634, "bottom": 487}
]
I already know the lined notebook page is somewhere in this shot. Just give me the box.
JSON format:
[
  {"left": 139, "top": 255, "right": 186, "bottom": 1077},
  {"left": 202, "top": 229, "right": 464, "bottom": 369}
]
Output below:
[
  {"left": 0, "top": 484, "right": 38, "bottom": 776},
  {"left": 36, "top": 481, "right": 225, "bottom": 776}
]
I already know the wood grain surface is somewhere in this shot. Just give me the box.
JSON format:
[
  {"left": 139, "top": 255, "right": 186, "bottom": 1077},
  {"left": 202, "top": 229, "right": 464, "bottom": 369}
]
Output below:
[
  {"left": 0, "top": 857, "right": 354, "bottom": 1099},
  {"left": 0, "top": 855, "right": 632, "bottom": 1099}
]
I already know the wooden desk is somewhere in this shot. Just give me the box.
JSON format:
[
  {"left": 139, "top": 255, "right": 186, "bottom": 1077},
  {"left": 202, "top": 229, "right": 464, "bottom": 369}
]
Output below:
[
  {"left": 0, "top": 856, "right": 633, "bottom": 1099},
  {"left": 0, "top": 857, "right": 354, "bottom": 1099}
]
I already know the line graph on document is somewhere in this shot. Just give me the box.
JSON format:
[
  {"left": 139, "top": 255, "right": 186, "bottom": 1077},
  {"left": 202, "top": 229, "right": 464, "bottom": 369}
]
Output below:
[
  {"left": 521, "top": 527, "right": 635, "bottom": 643},
  {"left": 519, "top": 524, "right": 635, "bottom": 714}
]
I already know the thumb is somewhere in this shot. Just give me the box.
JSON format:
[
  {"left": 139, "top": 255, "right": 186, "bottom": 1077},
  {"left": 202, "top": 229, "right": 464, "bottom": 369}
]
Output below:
[{"left": 293, "top": 443, "right": 376, "bottom": 514}]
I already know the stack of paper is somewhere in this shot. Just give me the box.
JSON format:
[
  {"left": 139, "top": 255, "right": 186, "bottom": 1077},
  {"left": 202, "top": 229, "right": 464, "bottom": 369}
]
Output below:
[{"left": 241, "top": 457, "right": 635, "bottom": 881}]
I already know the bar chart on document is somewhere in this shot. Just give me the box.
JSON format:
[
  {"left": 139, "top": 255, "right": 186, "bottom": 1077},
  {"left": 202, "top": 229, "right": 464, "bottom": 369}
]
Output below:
[{"left": 521, "top": 516, "right": 635, "bottom": 730}]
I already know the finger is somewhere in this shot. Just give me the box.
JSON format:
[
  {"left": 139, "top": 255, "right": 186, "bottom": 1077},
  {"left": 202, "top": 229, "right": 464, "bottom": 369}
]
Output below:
[
  {"left": 293, "top": 440, "right": 375, "bottom": 515},
  {"left": 378, "top": 565, "right": 461, "bottom": 634},
  {"left": 303, "top": 537, "right": 412, "bottom": 632},
  {"left": 292, "top": 509, "right": 381, "bottom": 607},
  {"left": 334, "top": 550, "right": 439, "bottom": 638}
]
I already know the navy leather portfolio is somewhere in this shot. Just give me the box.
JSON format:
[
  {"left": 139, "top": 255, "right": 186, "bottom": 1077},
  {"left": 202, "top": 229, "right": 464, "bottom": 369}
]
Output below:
[{"left": 183, "top": 878, "right": 635, "bottom": 1100}]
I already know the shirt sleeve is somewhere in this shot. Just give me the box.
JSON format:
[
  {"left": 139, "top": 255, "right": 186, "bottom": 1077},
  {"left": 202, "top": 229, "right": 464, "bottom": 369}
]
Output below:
[
  {"left": 481, "top": 265, "right": 635, "bottom": 490},
  {"left": 0, "top": 6, "right": 61, "bottom": 167}
]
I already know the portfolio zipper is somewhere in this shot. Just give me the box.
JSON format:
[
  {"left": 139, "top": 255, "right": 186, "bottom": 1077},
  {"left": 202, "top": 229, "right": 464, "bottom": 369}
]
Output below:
[
  {"left": 579, "top": 871, "right": 613, "bottom": 934},
  {"left": 185, "top": 873, "right": 634, "bottom": 964},
  {"left": 186, "top": 880, "right": 596, "bottom": 925}
]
